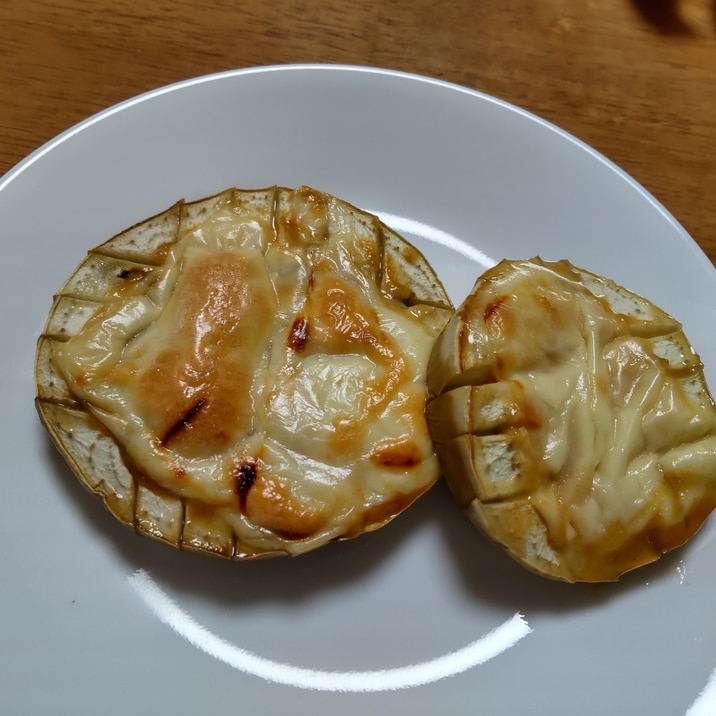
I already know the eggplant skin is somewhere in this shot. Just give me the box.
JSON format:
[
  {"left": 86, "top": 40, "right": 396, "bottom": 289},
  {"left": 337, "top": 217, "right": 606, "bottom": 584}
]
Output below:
[
  {"left": 35, "top": 186, "right": 453, "bottom": 560},
  {"left": 427, "top": 257, "right": 716, "bottom": 582}
]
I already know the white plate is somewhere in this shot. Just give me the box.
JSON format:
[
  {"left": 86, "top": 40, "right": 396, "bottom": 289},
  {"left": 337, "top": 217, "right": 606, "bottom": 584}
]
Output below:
[{"left": 2, "top": 64, "right": 716, "bottom": 716}]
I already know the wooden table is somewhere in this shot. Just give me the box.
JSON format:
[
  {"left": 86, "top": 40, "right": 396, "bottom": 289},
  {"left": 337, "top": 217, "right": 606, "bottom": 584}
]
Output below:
[{"left": 1, "top": 0, "right": 714, "bottom": 258}]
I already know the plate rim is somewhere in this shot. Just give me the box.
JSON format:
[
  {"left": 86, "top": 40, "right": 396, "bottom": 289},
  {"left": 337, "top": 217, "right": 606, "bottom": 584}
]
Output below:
[{"left": 0, "top": 62, "right": 697, "bottom": 253}]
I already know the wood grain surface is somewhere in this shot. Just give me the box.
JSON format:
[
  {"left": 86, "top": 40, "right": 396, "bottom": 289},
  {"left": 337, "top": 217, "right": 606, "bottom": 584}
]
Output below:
[{"left": 1, "top": 0, "right": 714, "bottom": 258}]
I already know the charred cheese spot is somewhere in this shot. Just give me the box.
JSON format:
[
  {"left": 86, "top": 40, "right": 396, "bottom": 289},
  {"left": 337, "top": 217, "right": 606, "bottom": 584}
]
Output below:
[
  {"left": 370, "top": 438, "right": 422, "bottom": 469},
  {"left": 160, "top": 397, "right": 207, "bottom": 447},
  {"left": 234, "top": 459, "right": 258, "bottom": 511},
  {"left": 288, "top": 316, "right": 310, "bottom": 352}
]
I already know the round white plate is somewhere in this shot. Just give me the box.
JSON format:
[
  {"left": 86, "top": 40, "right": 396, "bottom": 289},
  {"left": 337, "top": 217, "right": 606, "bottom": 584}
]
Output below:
[{"left": 2, "top": 64, "right": 716, "bottom": 716}]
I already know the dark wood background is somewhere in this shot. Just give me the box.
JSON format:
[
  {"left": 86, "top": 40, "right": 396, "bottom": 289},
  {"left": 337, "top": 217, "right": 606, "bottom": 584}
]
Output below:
[{"left": 1, "top": 0, "right": 714, "bottom": 258}]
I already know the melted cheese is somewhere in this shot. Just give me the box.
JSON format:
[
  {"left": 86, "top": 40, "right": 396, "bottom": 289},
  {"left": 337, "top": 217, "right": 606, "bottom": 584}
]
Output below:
[
  {"left": 428, "top": 258, "right": 716, "bottom": 581},
  {"left": 51, "top": 187, "right": 451, "bottom": 556}
]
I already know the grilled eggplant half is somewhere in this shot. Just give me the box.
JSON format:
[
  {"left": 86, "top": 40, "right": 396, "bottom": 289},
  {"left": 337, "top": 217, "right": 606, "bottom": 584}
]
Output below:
[
  {"left": 36, "top": 186, "right": 453, "bottom": 559},
  {"left": 427, "top": 257, "right": 716, "bottom": 582}
]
